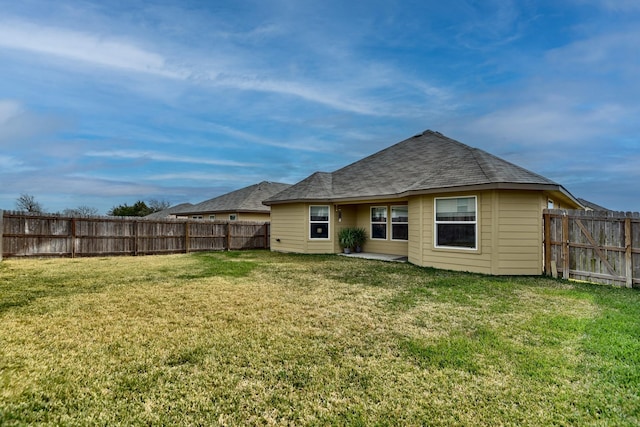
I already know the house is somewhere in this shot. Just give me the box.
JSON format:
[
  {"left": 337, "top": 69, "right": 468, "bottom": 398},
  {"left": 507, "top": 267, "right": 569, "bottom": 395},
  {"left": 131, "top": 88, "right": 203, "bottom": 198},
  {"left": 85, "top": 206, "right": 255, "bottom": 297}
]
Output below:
[
  {"left": 263, "top": 130, "right": 583, "bottom": 275},
  {"left": 176, "top": 181, "right": 291, "bottom": 221},
  {"left": 576, "top": 198, "right": 610, "bottom": 212},
  {"left": 145, "top": 203, "right": 194, "bottom": 219}
]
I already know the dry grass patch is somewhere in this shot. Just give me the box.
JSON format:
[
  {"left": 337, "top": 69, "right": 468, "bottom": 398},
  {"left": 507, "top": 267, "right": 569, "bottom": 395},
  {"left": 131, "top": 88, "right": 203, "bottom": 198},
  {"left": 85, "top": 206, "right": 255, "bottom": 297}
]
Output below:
[{"left": 1, "top": 251, "right": 639, "bottom": 426}]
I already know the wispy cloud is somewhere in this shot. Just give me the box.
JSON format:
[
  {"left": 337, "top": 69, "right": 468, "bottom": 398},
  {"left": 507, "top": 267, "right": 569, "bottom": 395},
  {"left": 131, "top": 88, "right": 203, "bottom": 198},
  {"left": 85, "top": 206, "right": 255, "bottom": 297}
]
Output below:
[
  {"left": 0, "top": 99, "right": 23, "bottom": 123},
  {"left": 1, "top": 1, "right": 638, "bottom": 213},
  {"left": 589, "top": 0, "right": 640, "bottom": 12},
  {"left": 0, "top": 99, "right": 68, "bottom": 147},
  {"left": 146, "top": 172, "right": 261, "bottom": 182},
  {"left": 0, "top": 19, "right": 186, "bottom": 79},
  {"left": 84, "top": 149, "right": 256, "bottom": 167},
  {"left": 0, "top": 155, "right": 35, "bottom": 173},
  {"left": 0, "top": 14, "right": 447, "bottom": 117}
]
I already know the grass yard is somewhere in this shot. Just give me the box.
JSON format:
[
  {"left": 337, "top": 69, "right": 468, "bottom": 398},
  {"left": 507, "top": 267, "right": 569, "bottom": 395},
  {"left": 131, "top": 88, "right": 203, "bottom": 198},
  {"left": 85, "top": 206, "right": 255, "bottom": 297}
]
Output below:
[{"left": 1, "top": 251, "right": 639, "bottom": 426}]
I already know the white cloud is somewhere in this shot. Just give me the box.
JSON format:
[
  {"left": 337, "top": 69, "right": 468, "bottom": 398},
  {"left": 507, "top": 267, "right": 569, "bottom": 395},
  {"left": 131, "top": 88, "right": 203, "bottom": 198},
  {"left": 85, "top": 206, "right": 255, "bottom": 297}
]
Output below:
[
  {"left": 204, "top": 123, "right": 332, "bottom": 152},
  {"left": 546, "top": 30, "right": 640, "bottom": 70},
  {"left": 0, "top": 11, "right": 450, "bottom": 117},
  {"left": 467, "top": 101, "right": 625, "bottom": 145},
  {"left": 146, "top": 172, "right": 259, "bottom": 182},
  {"left": 0, "top": 154, "right": 35, "bottom": 172},
  {"left": 84, "top": 149, "right": 256, "bottom": 167},
  {"left": 589, "top": 0, "right": 640, "bottom": 12},
  {"left": 0, "top": 19, "right": 186, "bottom": 79},
  {"left": 0, "top": 99, "right": 68, "bottom": 147},
  {"left": 0, "top": 99, "right": 23, "bottom": 123}
]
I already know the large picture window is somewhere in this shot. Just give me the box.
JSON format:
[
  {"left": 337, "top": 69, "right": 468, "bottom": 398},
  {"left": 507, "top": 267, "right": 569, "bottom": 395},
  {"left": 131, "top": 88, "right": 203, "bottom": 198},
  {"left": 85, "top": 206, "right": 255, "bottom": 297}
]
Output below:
[
  {"left": 435, "top": 196, "right": 477, "bottom": 249},
  {"left": 391, "top": 205, "right": 408, "bottom": 241},
  {"left": 371, "top": 207, "right": 387, "bottom": 239},
  {"left": 310, "top": 206, "right": 330, "bottom": 239}
]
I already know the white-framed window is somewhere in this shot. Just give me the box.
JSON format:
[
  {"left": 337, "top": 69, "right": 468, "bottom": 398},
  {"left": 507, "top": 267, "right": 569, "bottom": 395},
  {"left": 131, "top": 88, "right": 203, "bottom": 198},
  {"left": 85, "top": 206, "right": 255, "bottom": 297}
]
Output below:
[
  {"left": 309, "top": 205, "right": 330, "bottom": 239},
  {"left": 547, "top": 199, "right": 554, "bottom": 209},
  {"left": 229, "top": 214, "right": 237, "bottom": 221},
  {"left": 209, "top": 214, "right": 216, "bottom": 220},
  {"left": 434, "top": 196, "right": 477, "bottom": 250},
  {"left": 192, "top": 215, "right": 203, "bottom": 220},
  {"left": 391, "top": 205, "right": 408, "bottom": 241},
  {"left": 371, "top": 206, "right": 387, "bottom": 240}
]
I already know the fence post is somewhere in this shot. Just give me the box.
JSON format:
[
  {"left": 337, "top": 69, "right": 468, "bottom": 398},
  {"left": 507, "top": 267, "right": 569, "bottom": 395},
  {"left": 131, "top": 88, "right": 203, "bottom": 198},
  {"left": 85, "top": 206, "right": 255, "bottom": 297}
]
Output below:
[
  {"left": 562, "top": 212, "right": 570, "bottom": 280},
  {"left": 226, "top": 223, "right": 231, "bottom": 250},
  {"left": 0, "top": 210, "right": 3, "bottom": 262},
  {"left": 625, "top": 217, "right": 633, "bottom": 288}
]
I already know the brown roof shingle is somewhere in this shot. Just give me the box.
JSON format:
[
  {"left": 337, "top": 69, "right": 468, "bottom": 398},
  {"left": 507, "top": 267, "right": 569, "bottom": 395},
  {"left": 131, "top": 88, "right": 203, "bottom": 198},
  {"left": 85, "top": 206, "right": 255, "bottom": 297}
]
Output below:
[
  {"left": 265, "top": 130, "right": 572, "bottom": 204},
  {"left": 181, "top": 181, "right": 291, "bottom": 214}
]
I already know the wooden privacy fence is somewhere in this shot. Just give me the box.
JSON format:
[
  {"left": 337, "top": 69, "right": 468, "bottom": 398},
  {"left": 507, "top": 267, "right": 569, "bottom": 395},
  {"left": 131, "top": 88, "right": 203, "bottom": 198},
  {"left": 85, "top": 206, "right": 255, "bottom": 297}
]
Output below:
[
  {"left": 544, "top": 209, "right": 639, "bottom": 288},
  {"left": 0, "top": 211, "right": 270, "bottom": 260}
]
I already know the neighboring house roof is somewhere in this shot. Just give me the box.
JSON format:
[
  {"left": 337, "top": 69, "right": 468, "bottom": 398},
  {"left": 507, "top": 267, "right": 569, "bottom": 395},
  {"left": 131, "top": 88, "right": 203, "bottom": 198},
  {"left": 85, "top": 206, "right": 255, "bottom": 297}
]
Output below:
[
  {"left": 145, "top": 203, "right": 194, "bottom": 219},
  {"left": 180, "top": 181, "right": 291, "bottom": 215},
  {"left": 265, "top": 130, "right": 579, "bottom": 205},
  {"left": 577, "top": 198, "right": 610, "bottom": 211}
]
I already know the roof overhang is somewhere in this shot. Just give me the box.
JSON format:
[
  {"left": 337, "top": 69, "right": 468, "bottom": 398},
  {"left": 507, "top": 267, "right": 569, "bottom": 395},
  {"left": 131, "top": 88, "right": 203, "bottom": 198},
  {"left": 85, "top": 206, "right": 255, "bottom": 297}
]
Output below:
[
  {"left": 176, "top": 208, "right": 271, "bottom": 215},
  {"left": 264, "top": 182, "right": 582, "bottom": 208}
]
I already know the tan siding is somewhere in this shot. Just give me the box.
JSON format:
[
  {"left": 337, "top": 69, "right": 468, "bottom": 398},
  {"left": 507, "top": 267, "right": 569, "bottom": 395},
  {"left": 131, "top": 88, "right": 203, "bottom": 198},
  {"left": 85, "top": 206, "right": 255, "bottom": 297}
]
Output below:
[
  {"left": 335, "top": 205, "right": 358, "bottom": 253},
  {"left": 270, "top": 204, "right": 305, "bottom": 253},
  {"left": 407, "top": 197, "right": 422, "bottom": 264},
  {"left": 237, "top": 212, "right": 271, "bottom": 222},
  {"left": 494, "top": 191, "right": 544, "bottom": 275},
  {"left": 415, "top": 192, "right": 493, "bottom": 274},
  {"left": 353, "top": 203, "right": 408, "bottom": 256},
  {"left": 306, "top": 203, "right": 335, "bottom": 254},
  {"left": 272, "top": 189, "right": 551, "bottom": 275}
]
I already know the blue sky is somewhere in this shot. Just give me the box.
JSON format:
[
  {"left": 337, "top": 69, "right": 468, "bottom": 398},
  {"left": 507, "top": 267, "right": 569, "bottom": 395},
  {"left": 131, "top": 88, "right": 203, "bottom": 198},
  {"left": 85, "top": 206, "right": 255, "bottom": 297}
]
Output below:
[{"left": 1, "top": 0, "right": 639, "bottom": 214}]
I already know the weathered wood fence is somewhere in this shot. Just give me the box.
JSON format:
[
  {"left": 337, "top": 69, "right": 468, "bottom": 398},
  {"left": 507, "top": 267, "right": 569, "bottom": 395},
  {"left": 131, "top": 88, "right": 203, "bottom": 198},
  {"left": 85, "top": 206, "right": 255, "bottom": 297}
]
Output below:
[
  {"left": 544, "top": 209, "right": 639, "bottom": 288},
  {"left": 0, "top": 211, "right": 270, "bottom": 260}
]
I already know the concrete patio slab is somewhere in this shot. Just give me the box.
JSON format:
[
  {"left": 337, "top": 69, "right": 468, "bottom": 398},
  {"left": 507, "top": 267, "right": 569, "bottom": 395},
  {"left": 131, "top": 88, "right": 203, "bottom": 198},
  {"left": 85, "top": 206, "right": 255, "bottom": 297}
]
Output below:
[{"left": 338, "top": 252, "right": 408, "bottom": 262}]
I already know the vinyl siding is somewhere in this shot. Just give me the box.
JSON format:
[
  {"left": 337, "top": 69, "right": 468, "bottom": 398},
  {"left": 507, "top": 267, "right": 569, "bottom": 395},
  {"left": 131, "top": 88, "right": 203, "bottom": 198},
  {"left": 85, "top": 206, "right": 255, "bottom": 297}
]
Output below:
[
  {"left": 407, "top": 197, "right": 423, "bottom": 263},
  {"left": 354, "top": 203, "right": 408, "bottom": 256},
  {"left": 237, "top": 212, "right": 271, "bottom": 222},
  {"left": 493, "top": 191, "right": 544, "bottom": 275},
  {"left": 416, "top": 192, "right": 493, "bottom": 274},
  {"left": 272, "top": 189, "right": 569, "bottom": 275},
  {"left": 270, "top": 204, "right": 306, "bottom": 253}
]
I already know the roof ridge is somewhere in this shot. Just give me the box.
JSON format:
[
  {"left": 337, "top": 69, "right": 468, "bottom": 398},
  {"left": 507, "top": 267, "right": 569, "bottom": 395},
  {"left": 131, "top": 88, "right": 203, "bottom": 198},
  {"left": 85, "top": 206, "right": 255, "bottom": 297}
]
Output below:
[
  {"left": 468, "top": 147, "right": 493, "bottom": 182},
  {"left": 264, "top": 130, "right": 573, "bottom": 205}
]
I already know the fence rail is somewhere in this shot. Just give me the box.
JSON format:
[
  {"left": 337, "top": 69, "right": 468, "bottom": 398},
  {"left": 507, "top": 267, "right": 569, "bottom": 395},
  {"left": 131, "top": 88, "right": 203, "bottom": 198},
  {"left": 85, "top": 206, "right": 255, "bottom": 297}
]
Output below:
[
  {"left": 544, "top": 209, "right": 639, "bottom": 288},
  {"left": 0, "top": 211, "right": 270, "bottom": 260}
]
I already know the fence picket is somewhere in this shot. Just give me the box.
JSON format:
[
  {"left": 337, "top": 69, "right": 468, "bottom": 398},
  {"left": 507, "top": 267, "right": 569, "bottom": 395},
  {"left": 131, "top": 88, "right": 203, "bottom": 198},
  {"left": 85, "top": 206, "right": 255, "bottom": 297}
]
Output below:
[
  {"left": 0, "top": 211, "right": 270, "bottom": 259},
  {"left": 544, "top": 209, "right": 638, "bottom": 288}
]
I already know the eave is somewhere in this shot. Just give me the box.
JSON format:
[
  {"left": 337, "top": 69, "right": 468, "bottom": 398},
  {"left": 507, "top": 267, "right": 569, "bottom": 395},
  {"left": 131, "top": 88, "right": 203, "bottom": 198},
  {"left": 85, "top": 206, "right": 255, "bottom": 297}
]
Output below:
[{"left": 264, "top": 182, "right": 582, "bottom": 207}]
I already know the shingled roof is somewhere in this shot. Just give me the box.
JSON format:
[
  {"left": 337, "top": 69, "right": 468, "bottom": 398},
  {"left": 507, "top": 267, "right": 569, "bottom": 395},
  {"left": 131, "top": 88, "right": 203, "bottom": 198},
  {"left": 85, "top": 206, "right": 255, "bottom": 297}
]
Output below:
[
  {"left": 264, "top": 130, "right": 577, "bottom": 204},
  {"left": 182, "top": 181, "right": 291, "bottom": 215},
  {"left": 145, "top": 202, "right": 194, "bottom": 219}
]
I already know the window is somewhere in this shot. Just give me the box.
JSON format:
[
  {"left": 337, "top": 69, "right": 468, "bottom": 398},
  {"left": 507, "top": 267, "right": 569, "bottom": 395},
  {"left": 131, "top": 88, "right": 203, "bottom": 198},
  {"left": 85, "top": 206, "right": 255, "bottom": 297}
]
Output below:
[
  {"left": 310, "top": 206, "right": 329, "bottom": 239},
  {"left": 229, "top": 214, "right": 237, "bottom": 221},
  {"left": 547, "top": 199, "right": 554, "bottom": 209},
  {"left": 209, "top": 214, "right": 216, "bottom": 220},
  {"left": 435, "top": 196, "right": 477, "bottom": 249},
  {"left": 371, "top": 207, "right": 387, "bottom": 239},
  {"left": 192, "top": 215, "right": 203, "bottom": 220},
  {"left": 391, "top": 205, "right": 408, "bottom": 240}
]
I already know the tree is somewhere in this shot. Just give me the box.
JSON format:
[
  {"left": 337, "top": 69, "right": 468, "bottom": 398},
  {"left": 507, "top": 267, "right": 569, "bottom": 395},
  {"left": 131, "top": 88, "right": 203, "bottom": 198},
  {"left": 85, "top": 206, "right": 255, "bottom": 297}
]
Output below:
[
  {"left": 16, "top": 193, "right": 44, "bottom": 213},
  {"left": 108, "top": 200, "right": 153, "bottom": 217},
  {"left": 148, "top": 199, "right": 171, "bottom": 213},
  {"left": 62, "top": 205, "right": 100, "bottom": 217}
]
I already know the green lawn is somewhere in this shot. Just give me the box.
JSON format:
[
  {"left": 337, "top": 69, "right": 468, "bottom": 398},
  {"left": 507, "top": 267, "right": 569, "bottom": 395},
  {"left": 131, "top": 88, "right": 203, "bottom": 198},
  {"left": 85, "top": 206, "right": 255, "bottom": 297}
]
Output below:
[{"left": 1, "top": 251, "right": 639, "bottom": 426}]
